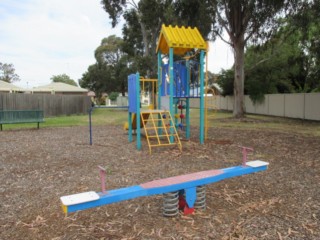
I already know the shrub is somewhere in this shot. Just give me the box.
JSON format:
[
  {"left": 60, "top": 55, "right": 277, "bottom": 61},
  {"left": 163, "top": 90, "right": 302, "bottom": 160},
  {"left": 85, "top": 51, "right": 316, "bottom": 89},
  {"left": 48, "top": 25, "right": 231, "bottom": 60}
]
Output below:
[{"left": 109, "top": 92, "right": 119, "bottom": 101}]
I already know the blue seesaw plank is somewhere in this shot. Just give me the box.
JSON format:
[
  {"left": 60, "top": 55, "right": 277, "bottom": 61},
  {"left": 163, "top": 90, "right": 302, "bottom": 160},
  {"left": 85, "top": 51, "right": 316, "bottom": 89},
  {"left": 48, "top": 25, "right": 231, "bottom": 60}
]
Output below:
[{"left": 61, "top": 160, "right": 269, "bottom": 214}]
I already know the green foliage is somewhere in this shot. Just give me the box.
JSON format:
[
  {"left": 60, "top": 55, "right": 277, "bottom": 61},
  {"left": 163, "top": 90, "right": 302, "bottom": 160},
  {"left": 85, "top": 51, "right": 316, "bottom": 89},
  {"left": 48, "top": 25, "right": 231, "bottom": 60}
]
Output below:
[
  {"left": 217, "top": 1, "right": 320, "bottom": 103},
  {"left": 94, "top": 35, "right": 124, "bottom": 65},
  {"left": 101, "top": 0, "right": 214, "bottom": 79},
  {"left": 243, "top": 7, "right": 320, "bottom": 100},
  {"left": 99, "top": 0, "right": 312, "bottom": 115},
  {"left": 0, "top": 62, "right": 20, "bottom": 83},
  {"left": 174, "top": 0, "right": 214, "bottom": 39},
  {"left": 51, "top": 74, "right": 77, "bottom": 86},
  {"left": 108, "top": 92, "right": 119, "bottom": 101},
  {"left": 291, "top": 0, "right": 320, "bottom": 92},
  {"left": 211, "top": 0, "right": 299, "bottom": 117},
  {"left": 217, "top": 69, "right": 234, "bottom": 96},
  {"left": 79, "top": 35, "right": 131, "bottom": 97}
]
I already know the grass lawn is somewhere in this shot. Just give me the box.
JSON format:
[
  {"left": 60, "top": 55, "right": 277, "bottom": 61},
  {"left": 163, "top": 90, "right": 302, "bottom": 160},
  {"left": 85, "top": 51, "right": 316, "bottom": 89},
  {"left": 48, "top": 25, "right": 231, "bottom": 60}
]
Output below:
[{"left": 2, "top": 108, "right": 320, "bottom": 136}]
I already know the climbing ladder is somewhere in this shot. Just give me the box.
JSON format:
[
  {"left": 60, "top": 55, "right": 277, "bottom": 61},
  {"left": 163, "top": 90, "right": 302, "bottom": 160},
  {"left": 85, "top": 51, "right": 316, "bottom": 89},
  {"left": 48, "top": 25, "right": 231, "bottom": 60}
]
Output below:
[{"left": 140, "top": 110, "right": 182, "bottom": 154}]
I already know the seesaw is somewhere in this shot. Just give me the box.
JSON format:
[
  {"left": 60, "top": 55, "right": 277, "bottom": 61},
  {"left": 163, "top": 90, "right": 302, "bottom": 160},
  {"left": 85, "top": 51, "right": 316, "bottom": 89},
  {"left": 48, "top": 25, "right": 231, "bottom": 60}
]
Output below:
[{"left": 61, "top": 149, "right": 268, "bottom": 217}]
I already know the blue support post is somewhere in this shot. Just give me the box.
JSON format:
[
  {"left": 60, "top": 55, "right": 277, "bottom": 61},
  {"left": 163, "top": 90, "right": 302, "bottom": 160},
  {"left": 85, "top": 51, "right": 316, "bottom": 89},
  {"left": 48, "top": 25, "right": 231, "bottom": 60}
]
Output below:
[
  {"left": 136, "top": 72, "right": 141, "bottom": 150},
  {"left": 157, "top": 51, "right": 162, "bottom": 135},
  {"left": 169, "top": 48, "right": 174, "bottom": 143},
  {"left": 128, "top": 112, "right": 132, "bottom": 142},
  {"left": 157, "top": 51, "right": 162, "bottom": 109},
  {"left": 185, "top": 187, "right": 197, "bottom": 208},
  {"left": 186, "top": 60, "right": 190, "bottom": 139},
  {"left": 199, "top": 50, "right": 205, "bottom": 144}
]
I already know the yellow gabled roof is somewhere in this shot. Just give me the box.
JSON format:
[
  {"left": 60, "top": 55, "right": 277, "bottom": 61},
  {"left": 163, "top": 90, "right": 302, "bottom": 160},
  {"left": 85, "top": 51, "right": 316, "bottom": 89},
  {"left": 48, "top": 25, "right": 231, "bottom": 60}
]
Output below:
[{"left": 156, "top": 24, "right": 207, "bottom": 55}]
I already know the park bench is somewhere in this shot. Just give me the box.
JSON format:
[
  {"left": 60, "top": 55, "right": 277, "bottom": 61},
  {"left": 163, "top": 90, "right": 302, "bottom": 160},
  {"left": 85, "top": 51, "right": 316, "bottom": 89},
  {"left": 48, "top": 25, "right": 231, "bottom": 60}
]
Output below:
[{"left": 0, "top": 110, "right": 44, "bottom": 131}]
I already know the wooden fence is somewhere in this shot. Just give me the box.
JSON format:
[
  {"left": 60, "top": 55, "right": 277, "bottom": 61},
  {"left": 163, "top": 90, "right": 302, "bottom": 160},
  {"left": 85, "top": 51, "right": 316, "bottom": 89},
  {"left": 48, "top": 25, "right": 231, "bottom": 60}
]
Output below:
[{"left": 0, "top": 93, "right": 92, "bottom": 117}]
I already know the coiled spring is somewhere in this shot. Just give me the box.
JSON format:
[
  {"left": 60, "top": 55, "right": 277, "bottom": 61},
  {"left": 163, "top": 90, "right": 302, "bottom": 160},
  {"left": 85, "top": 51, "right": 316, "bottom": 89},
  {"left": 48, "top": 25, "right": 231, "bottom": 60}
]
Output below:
[
  {"left": 194, "top": 185, "right": 206, "bottom": 210},
  {"left": 163, "top": 191, "right": 179, "bottom": 217}
]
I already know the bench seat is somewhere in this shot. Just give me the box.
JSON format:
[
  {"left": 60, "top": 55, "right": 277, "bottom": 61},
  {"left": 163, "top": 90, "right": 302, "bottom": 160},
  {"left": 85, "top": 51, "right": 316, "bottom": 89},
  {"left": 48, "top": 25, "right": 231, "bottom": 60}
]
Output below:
[{"left": 0, "top": 110, "right": 44, "bottom": 130}]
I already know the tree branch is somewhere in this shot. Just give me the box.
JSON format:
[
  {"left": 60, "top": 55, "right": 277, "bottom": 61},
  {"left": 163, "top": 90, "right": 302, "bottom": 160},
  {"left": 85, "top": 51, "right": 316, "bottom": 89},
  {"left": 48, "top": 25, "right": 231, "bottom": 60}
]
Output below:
[
  {"left": 246, "top": 58, "right": 271, "bottom": 73},
  {"left": 214, "top": 30, "right": 233, "bottom": 47},
  {"left": 215, "top": 5, "right": 233, "bottom": 41},
  {"left": 127, "top": 0, "right": 138, "bottom": 10}
]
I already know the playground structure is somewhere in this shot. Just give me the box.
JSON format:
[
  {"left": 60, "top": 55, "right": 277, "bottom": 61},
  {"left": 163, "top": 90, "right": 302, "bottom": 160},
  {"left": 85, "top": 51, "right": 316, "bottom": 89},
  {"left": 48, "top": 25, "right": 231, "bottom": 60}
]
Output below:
[
  {"left": 127, "top": 25, "right": 210, "bottom": 153},
  {"left": 60, "top": 149, "right": 269, "bottom": 217},
  {"left": 60, "top": 25, "right": 269, "bottom": 219}
]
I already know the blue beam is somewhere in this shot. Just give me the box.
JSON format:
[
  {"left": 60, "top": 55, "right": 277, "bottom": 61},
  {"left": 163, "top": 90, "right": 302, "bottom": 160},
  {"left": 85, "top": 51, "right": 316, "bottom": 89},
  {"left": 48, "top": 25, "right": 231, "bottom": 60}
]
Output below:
[
  {"left": 199, "top": 50, "right": 205, "bottom": 144},
  {"left": 136, "top": 72, "right": 141, "bottom": 150},
  {"left": 157, "top": 51, "right": 163, "bottom": 136},
  {"left": 157, "top": 51, "right": 162, "bottom": 109}
]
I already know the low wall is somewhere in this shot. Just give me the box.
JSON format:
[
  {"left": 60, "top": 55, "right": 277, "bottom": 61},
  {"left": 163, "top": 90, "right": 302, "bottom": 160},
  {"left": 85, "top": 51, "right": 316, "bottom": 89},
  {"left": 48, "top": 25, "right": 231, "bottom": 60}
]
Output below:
[{"left": 190, "top": 93, "right": 320, "bottom": 121}]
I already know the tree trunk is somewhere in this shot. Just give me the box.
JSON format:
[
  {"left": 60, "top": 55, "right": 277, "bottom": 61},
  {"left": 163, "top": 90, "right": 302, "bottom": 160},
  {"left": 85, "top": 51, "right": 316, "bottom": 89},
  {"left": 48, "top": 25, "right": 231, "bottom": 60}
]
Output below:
[{"left": 233, "top": 35, "right": 245, "bottom": 118}]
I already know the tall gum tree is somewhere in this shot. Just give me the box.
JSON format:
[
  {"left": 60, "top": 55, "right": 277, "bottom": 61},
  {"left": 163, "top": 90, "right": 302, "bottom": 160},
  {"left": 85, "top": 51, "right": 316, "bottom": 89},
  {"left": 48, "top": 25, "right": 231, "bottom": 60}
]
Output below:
[
  {"left": 212, "top": 0, "right": 298, "bottom": 118},
  {"left": 101, "top": 0, "right": 214, "bottom": 78},
  {"left": 0, "top": 62, "right": 20, "bottom": 83}
]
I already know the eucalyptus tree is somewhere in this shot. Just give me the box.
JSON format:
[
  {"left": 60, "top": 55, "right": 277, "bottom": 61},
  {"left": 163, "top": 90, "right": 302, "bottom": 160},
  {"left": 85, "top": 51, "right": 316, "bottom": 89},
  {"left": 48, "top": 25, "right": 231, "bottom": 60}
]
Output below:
[
  {"left": 80, "top": 35, "right": 131, "bottom": 96},
  {"left": 212, "top": 0, "right": 298, "bottom": 117},
  {"left": 51, "top": 74, "right": 77, "bottom": 86},
  {"left": 0, "top": 62, "right": 20, "bottom": 83},
  {"left": 101, "top": 0, "right": 214, "bottom": 77},
  {"left": 292, "top": 0, "right": 320, "bottom": 92},
  {"left": 79, "top": 63, "right": 113, "bottom": 98},
  {"left": 101, "top": 0, "right": 170, "bottom": 64}
]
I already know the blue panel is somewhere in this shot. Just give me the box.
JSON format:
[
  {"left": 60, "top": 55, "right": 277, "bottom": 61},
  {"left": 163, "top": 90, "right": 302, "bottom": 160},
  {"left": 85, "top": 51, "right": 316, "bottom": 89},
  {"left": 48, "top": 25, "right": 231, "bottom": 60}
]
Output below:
[
  {"left": 128, "top": 74, "right": 137, "bottom": 113},
  {"left": 161, "top": 63, "right": 188, "bottom": 97},
  {"left": 161, "top": 64, "right": 169, "bottom": 96},
  {"left": 185, "top": 187, "right": 197, "bottom": 208},
  {"left": 174, "top": 63, "right": 188, "bottom": 97}
]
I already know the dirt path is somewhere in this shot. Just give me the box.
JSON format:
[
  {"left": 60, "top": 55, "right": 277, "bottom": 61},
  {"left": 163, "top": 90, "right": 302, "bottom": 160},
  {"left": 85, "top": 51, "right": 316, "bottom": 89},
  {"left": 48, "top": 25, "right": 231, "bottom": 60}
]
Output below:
[{"left": 0, "top": 124, "right": 319, "bottom": 239}]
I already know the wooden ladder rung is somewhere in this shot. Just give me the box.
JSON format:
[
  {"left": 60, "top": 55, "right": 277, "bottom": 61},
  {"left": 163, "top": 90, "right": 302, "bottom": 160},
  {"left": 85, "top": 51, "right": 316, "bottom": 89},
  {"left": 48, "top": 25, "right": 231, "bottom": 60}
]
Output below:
[{"left": 148, "top": 134, "right": 177, "bottom": 138}]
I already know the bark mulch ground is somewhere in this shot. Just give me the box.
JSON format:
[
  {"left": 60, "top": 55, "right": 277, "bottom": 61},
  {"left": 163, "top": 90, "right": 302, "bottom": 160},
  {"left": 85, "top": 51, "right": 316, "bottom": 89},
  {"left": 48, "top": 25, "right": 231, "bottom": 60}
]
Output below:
[{"left": 0, "top": 121, "right": 319, "bottom": 239}]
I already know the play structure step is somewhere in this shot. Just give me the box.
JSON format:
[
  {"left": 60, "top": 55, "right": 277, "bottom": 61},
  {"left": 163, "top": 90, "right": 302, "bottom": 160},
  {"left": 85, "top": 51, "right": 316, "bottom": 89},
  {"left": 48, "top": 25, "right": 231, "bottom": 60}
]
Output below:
[{"left": 140, "top": 110, "right": 182, "bottom": 154}]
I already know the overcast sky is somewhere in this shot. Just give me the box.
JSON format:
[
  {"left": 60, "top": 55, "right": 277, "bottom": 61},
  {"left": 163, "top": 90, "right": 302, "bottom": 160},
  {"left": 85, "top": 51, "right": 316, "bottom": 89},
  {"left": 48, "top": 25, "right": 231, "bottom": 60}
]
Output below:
[{"left": 0, "top": 0, "right": 233, "bottom": 89}]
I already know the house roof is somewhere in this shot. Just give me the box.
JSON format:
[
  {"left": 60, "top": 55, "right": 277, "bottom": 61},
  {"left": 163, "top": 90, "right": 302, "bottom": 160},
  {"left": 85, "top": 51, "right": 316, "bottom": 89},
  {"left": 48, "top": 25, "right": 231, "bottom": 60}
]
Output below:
[
  {"left": 156, "top": 24, "right": 207, "bottom": 55},
  {"left": 0, "top": 80, "right": 25, "bottom": 92},
  {"left": 32, "top": 82, "right": 88, "bottom": 93},
  {"left": 87, "top": 91, "right": 96, "bottom": 97}
]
